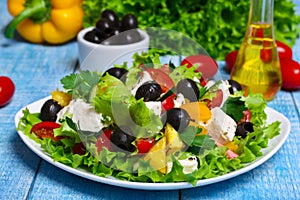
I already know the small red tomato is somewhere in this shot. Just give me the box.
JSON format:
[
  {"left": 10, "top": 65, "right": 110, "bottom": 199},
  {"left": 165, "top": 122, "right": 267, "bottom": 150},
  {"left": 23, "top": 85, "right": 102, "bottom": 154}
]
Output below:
[
  {"left": 226, "top": 40, "right": 293, "bottom": 72},
  {"left": 276, "top": 40, "right": 292, "bottom": 59},
  {"left": 225, "top": 50, "right": 238, "bottom": 72},
  {"left": 280, "top": 59, "right": 300, "bottom": 90},
  {"left": 252, "top": 27, "right": 264, "bottom": 38},
  {"left": 96, "top": 129, "right": 112, "bottom": 152},
  {"left": 73, "top": 142, "right": 86, "bottom": 155},
  {"left": 145, "top": 68, "right": 175, "bottom": 93},
  {"left": 0, "top": 76, "right": 15, "bottom": 107},
  {"left": 30, "top": 121, "right": 62, "bottom": 141},
  {"left": 260, "top": 49, "right": 273, "bottom": 63},
  {"left": 181, "top": 55, "right": 218, "bottom": 79},
  {"left": 135, "top": 138, "right": 155, "bottom": 154},
  {"left": 161, "top": 93, "right": 176, "bottom": 112}
]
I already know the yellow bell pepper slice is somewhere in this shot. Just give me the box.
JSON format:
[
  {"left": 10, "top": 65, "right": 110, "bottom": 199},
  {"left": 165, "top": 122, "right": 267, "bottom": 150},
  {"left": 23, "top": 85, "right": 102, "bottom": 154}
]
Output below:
[
  {"left": 144, "top": 136, "right": 167, "bottom": 174},
  {"left": 180, "top": 102, "right": 212, "bottom": 133}
]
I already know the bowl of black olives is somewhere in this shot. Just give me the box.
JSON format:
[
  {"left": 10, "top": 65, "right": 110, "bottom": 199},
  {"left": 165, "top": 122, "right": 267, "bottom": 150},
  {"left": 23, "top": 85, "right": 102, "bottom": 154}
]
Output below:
[{"left": 77, "top": 10, "right": 149, "bottom": 71}]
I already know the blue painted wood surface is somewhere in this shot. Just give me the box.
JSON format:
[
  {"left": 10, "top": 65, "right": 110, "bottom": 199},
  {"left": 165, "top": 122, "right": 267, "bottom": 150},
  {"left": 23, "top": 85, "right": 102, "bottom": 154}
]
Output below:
[{"left": 0, "top": 1, "right": 299, "bottom": 199}]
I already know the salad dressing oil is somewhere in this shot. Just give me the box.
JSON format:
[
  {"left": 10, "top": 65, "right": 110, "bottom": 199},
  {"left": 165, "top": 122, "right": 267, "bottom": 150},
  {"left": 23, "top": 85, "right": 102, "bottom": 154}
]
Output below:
[{"left": 230, "top": 0, "right": 281, "bottom": 101}]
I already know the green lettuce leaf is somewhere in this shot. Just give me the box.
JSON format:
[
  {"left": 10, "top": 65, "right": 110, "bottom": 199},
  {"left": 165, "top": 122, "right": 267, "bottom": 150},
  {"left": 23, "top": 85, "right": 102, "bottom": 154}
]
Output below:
[
  {"left": 222, "top": 96, "right": 247, "bottom": 122},
  {"left": 60, "top": 71, "right": 100, "bottom": 102}
]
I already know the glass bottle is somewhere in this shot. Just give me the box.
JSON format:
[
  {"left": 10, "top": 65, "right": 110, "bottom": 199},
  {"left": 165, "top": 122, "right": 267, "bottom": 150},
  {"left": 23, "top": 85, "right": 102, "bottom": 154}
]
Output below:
[{"left": 230, "top": 0, "right": 281, "bottom": 101}]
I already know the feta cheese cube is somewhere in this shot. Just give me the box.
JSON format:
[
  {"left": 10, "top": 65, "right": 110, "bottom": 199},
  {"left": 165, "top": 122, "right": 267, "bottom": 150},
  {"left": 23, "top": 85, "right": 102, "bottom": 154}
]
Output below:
[
  {"left": 145, "top": 101, "right": 162, "bottom": 116},
  {"left": 207, "top": 107, "right": 237, "bottom": 144}
]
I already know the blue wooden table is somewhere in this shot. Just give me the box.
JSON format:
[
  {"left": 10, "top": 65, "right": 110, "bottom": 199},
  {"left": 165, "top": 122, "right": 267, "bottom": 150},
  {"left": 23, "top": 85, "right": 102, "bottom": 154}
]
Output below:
[{"left": 1, "top": 1, "right": 299, "bottom": 199}]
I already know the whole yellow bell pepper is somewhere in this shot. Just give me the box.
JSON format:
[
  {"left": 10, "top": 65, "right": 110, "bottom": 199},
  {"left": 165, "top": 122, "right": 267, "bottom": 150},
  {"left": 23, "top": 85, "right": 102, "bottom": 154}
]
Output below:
[{"left": 5, "top": 0, "right": 84, "bottom": 44}]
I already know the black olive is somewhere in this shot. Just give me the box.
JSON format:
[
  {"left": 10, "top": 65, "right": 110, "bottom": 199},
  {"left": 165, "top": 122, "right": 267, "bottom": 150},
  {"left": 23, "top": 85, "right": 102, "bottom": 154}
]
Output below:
[
  {"left": 228, "top": 79, "right": 242, "bottom": 94},
  {"left": 112, "top": 27, "right": 121, "bottom": 36},
  {"left": 135, "top": 81, "right": 162, "bottom": 102},
  {"left": 95, "top": 18, "right": 114, "bottom": 38},
  {"left": 83, "top": 29, "right": 101, "bottom": 44},
  {"left": 120, "top": 29, "right": 142, "bottom": 44},
  {"left": 110, "top": 126, "right": 136, "bottom": 152},
  {"left": 103, "top": 67, "right": 128, "bottom": 83},
  {"left": 40, "top": 99, "right": 62, "bottom": 122},
  {"left": 121, "top": 14, "right": 138, "bottom": 31},
  {"left": 235, "top": 122, "right": 254, "bottom": 138},
  {"left": 161, "top": 108, "right": 190, "bottom": 133},
  {"left": 101, "top": 10, "right": 119, "bottom": 26},
  {"left": 176, "top": 78, "right": 199, "bottom": 102},
  {"left": 103, "top": 29, "right": 142, "bottom": 45}
]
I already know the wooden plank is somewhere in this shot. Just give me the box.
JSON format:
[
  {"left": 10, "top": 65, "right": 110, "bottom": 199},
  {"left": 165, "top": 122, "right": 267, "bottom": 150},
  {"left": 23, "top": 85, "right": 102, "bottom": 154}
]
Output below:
[
  {"left": 28, "top": 162, "right": 179, "bottom": 199},
  {"left": 1, "top": 0, "right": 300, "bottom": 198},
  {"left": 0, "top": 1, "right": 78, "bottom": 199},
  {"left": 0, "top": 44, "right": 78, "bottom": 199}
]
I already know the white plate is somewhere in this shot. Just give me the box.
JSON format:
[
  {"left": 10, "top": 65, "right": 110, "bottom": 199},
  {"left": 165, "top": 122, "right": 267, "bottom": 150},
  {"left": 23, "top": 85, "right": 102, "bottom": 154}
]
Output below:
[{"left": 14, "top": 96, "right": 291, "bottom": 190}]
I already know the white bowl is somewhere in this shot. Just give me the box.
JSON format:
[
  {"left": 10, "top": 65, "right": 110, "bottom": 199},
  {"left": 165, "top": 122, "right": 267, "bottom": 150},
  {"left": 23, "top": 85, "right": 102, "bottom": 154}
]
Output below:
[{"left": 77, "top": 27, "right": 150, "bottom": 72}]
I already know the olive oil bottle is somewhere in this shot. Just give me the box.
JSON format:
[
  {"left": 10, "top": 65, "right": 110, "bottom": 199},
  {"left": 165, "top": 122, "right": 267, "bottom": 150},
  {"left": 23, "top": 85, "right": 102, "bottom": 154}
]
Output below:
[{"left": 230, "top": 0, "right": 281, "bottom": 101}]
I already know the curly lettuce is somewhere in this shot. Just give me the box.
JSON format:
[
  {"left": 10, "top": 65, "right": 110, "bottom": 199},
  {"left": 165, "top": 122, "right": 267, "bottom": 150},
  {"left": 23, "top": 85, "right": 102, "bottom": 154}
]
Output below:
[{"left": 82, "top": 0, "right": 300, "bottom": 59}]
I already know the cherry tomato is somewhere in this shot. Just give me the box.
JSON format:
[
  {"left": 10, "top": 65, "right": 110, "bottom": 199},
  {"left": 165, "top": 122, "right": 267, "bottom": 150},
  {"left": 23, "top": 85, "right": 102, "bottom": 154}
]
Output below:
[
  {"left": 260, "top": 49, "right": 273, "bottom": 63},
  {"left": 261, "top": 40, "right": 293, "bottom": 63},
  {"left": 0, "top": 76, "right": 15, "bottom": 107},
  {"left": 145, "top": 68, "right": 175, "bottom": 93},
  {"left": 276, "top": 40, "right": 292, "bottom": 59},
  {"left": 181, "top": 55, "right": 218, "bottom": 79},
  {"left": 280, "top": 59, "right": 300, "bottom": 91},
  {"left": 225, "top": 40, "right": 293, "bottom": 72},
  {"left": 225, "top": 50, "right": 238, "bottom": 72},
  {"left": 30, "top": 121, "right": 62, "bottom": 141},
  {"left": 252, "top": 27, "right": 264, "bottom": 38},
  {"left": 159, "top": 64, "right": 171, "bottom": 74},
  {"left": 135, "top": 138, "right": 155, "bottom": 154},
  {"left": 95, "top": 129, "right": 112, "bottom": 152},
  {"left": 161, "top": 93, "right": 176, "bottom": 112},
  {"left": 73, "top": 142, "right": 86, "bottom": 155}
]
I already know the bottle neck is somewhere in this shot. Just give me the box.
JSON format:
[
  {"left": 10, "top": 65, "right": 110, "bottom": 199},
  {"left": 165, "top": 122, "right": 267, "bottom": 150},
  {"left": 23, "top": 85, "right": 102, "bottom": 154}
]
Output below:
[
  {"left": 249, "top": 0, "right": 274, "bottom": 24},
  {"left": 247, "top": 0, "right": 275, "bottom": 38}
]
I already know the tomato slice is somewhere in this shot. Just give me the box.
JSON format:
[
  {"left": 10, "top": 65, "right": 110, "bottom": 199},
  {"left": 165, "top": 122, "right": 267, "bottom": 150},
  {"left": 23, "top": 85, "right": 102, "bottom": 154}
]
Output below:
[
  {"left": 135, "top": 138, "right": 155, "bottom": 154},
  {"left": 211, "top": 89, "right": 223, "bottom": 108},
  {"left": 30, "top": 121, "right": 62, "bottom": 141},
  {"left": 95, "top": 129, "right": 112, "bottom": 152},
  {"left": 181, "top": 55, "right": 218, "bottom": 79},
  {"left": 72, "top": 142, "right": 86, "bottom": 155},
  {"left": 145, "top": 68, "right": 175, "bottom": 93},
  {"left": 240, "top": 110, "right": 252, "bottom": 123}
]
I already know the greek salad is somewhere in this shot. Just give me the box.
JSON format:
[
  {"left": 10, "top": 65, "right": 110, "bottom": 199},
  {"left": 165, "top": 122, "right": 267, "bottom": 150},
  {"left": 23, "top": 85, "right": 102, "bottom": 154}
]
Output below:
[{"left": 17, "top": 52, "right": 281, "bottom": 186}]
